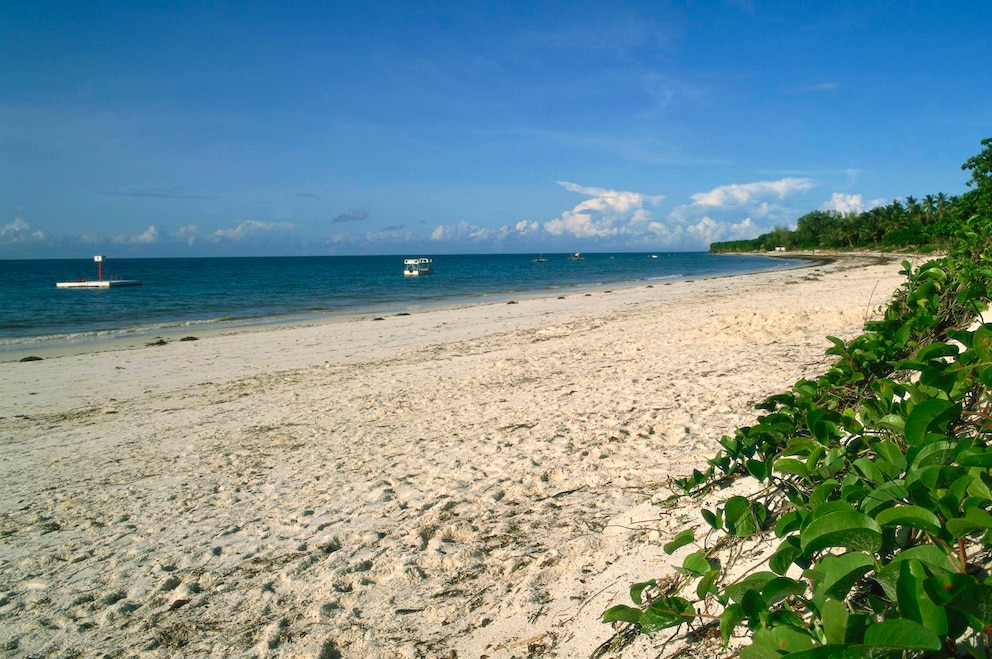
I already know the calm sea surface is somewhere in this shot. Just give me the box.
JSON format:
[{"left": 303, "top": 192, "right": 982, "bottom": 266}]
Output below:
[{"left": 0, "top": 252, "right": 804, "bottom": 352}]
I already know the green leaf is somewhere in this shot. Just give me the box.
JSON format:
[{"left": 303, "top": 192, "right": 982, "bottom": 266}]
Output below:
[
  {"left": 973, "top": 324, "right": 992, "bottom": 361},
  {"left": 873, "top": 460, "right": 903, "bottom": 481},
  {"left": 630, "top": 580, "right": 654, "bottom": 605},
  {"left": 946, "top": 506, "right": 992, "bottom": 538},
  {"left": 786, "top": 645, "right": 894, "bottom": 659},
  {"left": 769, "top": 537, "right": 803, "bottom": 576},
  {"left": 663, "top": 529, "right": 695, "bottom": 555},
  {"left": 862, "top": 618, "right": 942, "bottom": 651},
  {"left": 897, "top": 560, "right": 947, "bottom": 636},
  {"left": 725, "top": 495, "right": 760, "bottom": 537},
  {"left": 925, "top": 574, "right": 992, "bottom": 627},
  {"left": 602, "top": 604, "right": 642, "bottom": 625},
  {"left": 808, "top": 408, "right": 841, "bottom": 443},
  {"left": 820, "top": 598, "right": 850, "bottom": 645},
  {"left": 818, "top": 447, "right": 847, "bottom": 478},
  {"left": 740, "top": 588, "right": 766, "bottom": 619},
  {"left": 761, "top": 576, "right": 805, "bottom": 606},
  {"left": 807, "top": 551, "right": 875, "bottom": 607},
  {"left": 840, "top": 475, "right": 871, "bottom": 505},
  {"left": 909, "top": 439, "right": 956, "bottom": 469},
  {"left": 696, "top": 568, "right": 720, "bottom": 600},
  {"left": 809, "top": 479, "right": 839, "bottom": 509},
  {"left": 904, "top": 399, "right": 960, "bottom": 447},
  {"left": 875, "top": 505, "right": 942, "bottom": 535},
  {"left": 916, "top": 341, "right": 957, "bottom": 361},
  {"left": 808, "top": 500, "right": 860, "bottom": 520},
  {"left": 639, "top": 596, "right": 695, "bottom": 633},
  {"left": 958, "top": 449, "right": 992, "bottom": 467},
  {"left": 860, "top": 480, "right": 910, "bottom": 516},
  {"left": 775, "top": 510, "right": 803, "bottom": 537},
  {"left": 680, "top": 551, "right": 711, "bottom": 576},
  {"left": 852, "top": 458, "right": 886, "bottom": 484},
  {"left": 966, "top": 472, "right": 992, "bottom": 500},
  {"left": 719, "top": 434, "right": 741, "bottom": 454},
  {"left": 701, "top": 507, "right": 720, "bottom": 530},
  {"left": 746, "top": 458, "right": 768, "bottom": 481},
  {"left": 895, "top": 321, "right": 912, "bottom": 348},
  {"left": 873, "top": 440, "right": 907, "bottom": 471},
  {"left": 748, "top": 626, "right": 816, "bottom": 655},
  {"left": 876, "top": 413, "right": 906, "bottom": 433},
  {"left": 801, "top": 510, "right": 883, "bottom": 556},
  {"left": 774, "top": 457, "right": 810, "bottom": 480},
  {"left": 738, "top": 641, "right": 783, "bottom": 659},
  {"left": 725, "top": 572, "right": 778, "bottom": 604},
  {"left": 720, "top": 603, "right": 745, "bottom": 644},
  {"left": 875, "top": 545, "right": 956, "bottom": 600}
]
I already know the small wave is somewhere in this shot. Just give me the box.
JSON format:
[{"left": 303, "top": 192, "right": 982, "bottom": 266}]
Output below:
[{"left": 0, "top": 316, "right": 257, "bottom": 350}]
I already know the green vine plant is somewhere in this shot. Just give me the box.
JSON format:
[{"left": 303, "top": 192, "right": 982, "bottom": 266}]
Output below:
[{"left": 601, "top": 138, "right": 992, "bottom": 658}]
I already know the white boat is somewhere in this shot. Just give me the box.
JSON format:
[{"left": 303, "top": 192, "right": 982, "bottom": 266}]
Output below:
[
  {"left": 56, "top": 255, "right": 142, "bottom": 288},
  {"left": 403, "top": 257, "right": 434, "bottom": 276},
  {"left": 531, "top": 254, "right": 547, "bottom": 263},
  {"left": 567, "top": 252, "right": 584, "bottom": 261}
]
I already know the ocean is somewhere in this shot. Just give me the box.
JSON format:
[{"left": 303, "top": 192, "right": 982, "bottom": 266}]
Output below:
[{"left": 0, "top": 252, "right": 804, "bottom": 352}]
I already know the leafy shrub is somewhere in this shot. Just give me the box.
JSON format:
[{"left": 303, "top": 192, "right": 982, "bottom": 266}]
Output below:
[{"left": 603, "top": 140, "right": 992, "bottom": 657}]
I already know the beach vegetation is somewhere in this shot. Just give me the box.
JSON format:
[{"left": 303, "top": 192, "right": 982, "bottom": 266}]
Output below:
[
  {"left": 710, "top": 182, "right": 982, "bottom": 254},
  {"left": 604, "top": 137, "right": 992, "bottom": 657}
]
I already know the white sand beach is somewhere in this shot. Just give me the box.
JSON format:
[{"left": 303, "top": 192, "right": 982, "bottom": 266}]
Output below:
[{"left": 0, "top": 255, "right": 916, "bottom": 657}]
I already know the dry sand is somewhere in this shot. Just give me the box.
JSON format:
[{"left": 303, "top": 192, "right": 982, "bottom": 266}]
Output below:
[{"left": 0, "top": 254, "right": 916, "bottom": 658}]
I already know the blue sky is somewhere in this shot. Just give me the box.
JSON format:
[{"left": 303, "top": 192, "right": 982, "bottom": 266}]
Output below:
[{"left": 3, "top": 1, "right": 991, "bottom": 258}]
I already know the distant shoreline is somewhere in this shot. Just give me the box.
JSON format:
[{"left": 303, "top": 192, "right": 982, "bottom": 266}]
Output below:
[{"left": 1, "top": 252, "right": 827, "bottom": 363}]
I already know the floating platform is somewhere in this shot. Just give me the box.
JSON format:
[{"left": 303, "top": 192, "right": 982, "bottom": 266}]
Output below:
[
  {"left": 56, "top": 279, "right": 142, "bottom": 289},
  {"left": 56, "top": 255, "right": 141, "bottom": 289}
]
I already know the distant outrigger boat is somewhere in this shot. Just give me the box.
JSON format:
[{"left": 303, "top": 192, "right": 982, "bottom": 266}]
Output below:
[
  {"left": 531, "top": 254, "right": 548, "bottom": 263},
  {"left": 56, "top": 255, "right": 141, "bottom": 288},
  {"left": 567, "top": 252, "right": 584, "bottom": 261},
  {"left": 403, "top": 257, "right": 434, "bottom": 276}
]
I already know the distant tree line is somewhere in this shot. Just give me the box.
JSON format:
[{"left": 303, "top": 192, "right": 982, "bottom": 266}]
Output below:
[{"left": 710, "top": 187, "right": 986, "bottom": 254}]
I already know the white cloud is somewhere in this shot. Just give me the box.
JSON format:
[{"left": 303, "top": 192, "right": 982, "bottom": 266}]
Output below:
[
  {"left": 113, "top": 225, "right": 158, "bottom": 244},
  {"left": 430, "top": 220, "right": 495, "bottom": 242},
  {"left": 0, "top": 216, "right": 46, "bottom": 244},
  {"left": 211, "top": 220, "right": 296, "bottom": 242},
  {"left": 173, "top": 224, "right": 199, "bottom": 246},
  {"left": 651, "top": 215, "right": 759, "bottom": 248},
  {"left": 688, "top": 178, "right": 814, "bottom": 208},
  {"left": 822, "top": 192, "right": 887, "bottom": 215},
  {"left": 515, "top": 219, "right": 539, "bottom": 233},
  {"left": 409, "top": 177, "right": 813, "bottom": 253},
  {"left": 544, "top": 181, "right": 664, "bottom": 238},
  {"left": 822, "top": 192, "right": 865, "bottom": 214},
  {"left": 653, "top": 177, "right": 818, "bottom": 249}
]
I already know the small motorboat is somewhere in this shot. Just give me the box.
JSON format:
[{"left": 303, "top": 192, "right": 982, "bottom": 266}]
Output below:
[
  {"left": 567, "top": 252, "right": 584, "bottom": 261},
  {"left": 403, "top": 258, "right": 434, "bottom": 276}
]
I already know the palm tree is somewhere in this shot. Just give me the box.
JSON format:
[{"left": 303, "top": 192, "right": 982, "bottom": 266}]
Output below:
[
  {"left": 904, "top": 196, "right": 922, "bottom": 227},
  {"left": 935, "top": 192, "right": 950, "bottom": 219},
  {"left": 922, "top": 194, "right": 937, "bottom": 225}
]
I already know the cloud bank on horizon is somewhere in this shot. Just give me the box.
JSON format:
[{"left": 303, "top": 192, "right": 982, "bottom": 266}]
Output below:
[
  {"left": 1, "top": 176, "right": 885, "bottom": 256},
  {"left": 2, "top": 2, "right": 990, "bottom": 258}
]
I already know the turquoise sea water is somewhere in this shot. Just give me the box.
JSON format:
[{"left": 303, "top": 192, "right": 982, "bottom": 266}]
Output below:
[{"left": 0, "top": 252, "right": 804, "bottom": 351}]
